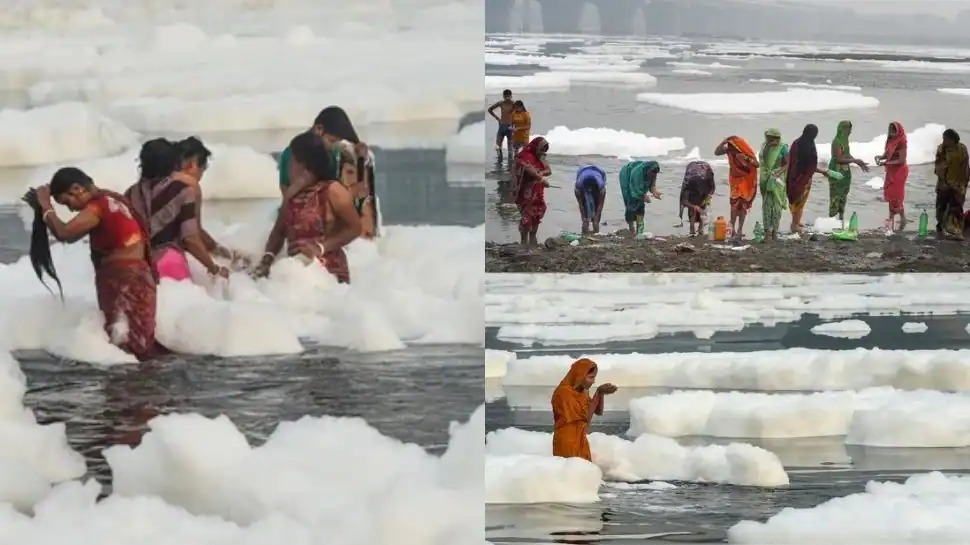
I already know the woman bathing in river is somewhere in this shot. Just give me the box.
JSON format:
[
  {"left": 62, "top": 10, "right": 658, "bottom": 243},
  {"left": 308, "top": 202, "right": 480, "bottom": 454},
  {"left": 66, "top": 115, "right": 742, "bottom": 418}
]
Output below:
[
  {"left": 551, "top": 358, "right": 617, "bottom": 461},
  {"left": 335, "top": 141, "right": 376, "bottom": 239},
  {"left": 26, "top": 167, "right": 168, "bottom": 361},
  {"left": 513, "top": 136, "right": 551, "bottom": 245},
  {"left": 574, "top": 164, "right": 606, "bottom": 235},
  {"left": 254, "top": 131, "right": 361, "bottom": 282},
  {"left": 679, "top": 161, "right": 715, "bottom": 237},
  {"left": 619, "top": 160, "right": 662, "bottom": 236}
]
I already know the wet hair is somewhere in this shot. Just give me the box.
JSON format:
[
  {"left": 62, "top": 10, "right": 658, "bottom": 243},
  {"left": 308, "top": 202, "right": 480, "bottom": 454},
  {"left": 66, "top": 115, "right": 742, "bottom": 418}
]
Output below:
[
  {"left": 503, "top": 89, "right": 512, "bottom": 98},
  {"left": 795, "top": 124, "right": 820, "bottom": 169},
  {"left": 289, "top": 131, "right": 335, "bottom": 181},
  {"left": 944, "top": 128, "right": 960, "bottom": 143},
  {"left": 177, "top": 136, "right": 212, "bottom": 170},
  {"left": 313, "top": 106, "right": 359, "bottom": 144},
  {"left": 23, "top": 167, "right": 92, "bottom": 300},
  {"left": 513, "top": 100, "right": 525, "bottom": 110},
  {"left": 139, "top": 138, "right": 180, "bottom": 181}
]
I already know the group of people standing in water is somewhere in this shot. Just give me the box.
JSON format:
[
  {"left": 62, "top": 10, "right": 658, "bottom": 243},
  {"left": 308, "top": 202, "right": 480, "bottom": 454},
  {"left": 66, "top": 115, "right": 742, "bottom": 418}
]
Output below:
[
  {"left": 507, "top": 119, "right": 970, "bottom": 244},
  {"left": 24, "top": 106, "right": 377, "bottom": 361}
]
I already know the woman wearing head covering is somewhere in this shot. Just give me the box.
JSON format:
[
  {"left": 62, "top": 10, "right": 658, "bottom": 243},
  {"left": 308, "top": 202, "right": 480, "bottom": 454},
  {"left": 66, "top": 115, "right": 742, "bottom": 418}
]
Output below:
[
  {"left": 679, "top": 160, "right": 716, "bottom": 237},
  {"left": 550, "top": 358, "right": 617, "bottom": 461},
  {"left": 786, "top": 124, "right": 828, "bottom": 233},
  {"left": 514, "top": 136, "right": 551, "bottom": 245},
  {"left": 619, "top": 160, "right": 662, "bottom": 236},
  {"left": 875, "top": 122, "right": 909, "bottom": 231},
  {"left": 827, "top": 120, "right": 870, "bottom": 222},
  {"left": 934, "top": 128, "right": 970, "bottom": 240},
  {"left": 715, "top": 135, "right": 760, "bottom": 240},
  {"left": 759, "top": 128, "right": 789, "bottom": 241},
  {"left": 574, "top": 164, "right": 606, "bottom": 234}
]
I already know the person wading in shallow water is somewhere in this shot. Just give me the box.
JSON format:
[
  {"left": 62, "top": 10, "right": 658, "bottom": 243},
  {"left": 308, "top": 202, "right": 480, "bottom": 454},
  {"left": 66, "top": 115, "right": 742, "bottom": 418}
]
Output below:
[
  {"left": 173, "top": 136, "right": 240, "bottom": 264},
  {"left": 551, "top": 358, "right": 617, "bottom": 461},
  {"left": 488, "top": 89, "right": 515, "bottom": 160},
  {"left": 25, "top": 167, "right": 168, "bottom": 361},
  {"left": 513, "top": 136, "right": 551, "bottom": 245}
]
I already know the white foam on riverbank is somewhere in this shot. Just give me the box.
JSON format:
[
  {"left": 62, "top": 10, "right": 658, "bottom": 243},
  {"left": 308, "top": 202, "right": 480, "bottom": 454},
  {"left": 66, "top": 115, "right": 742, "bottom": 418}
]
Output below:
[
  {"left": 628, "top": 388, "right": 970, "bottom": 447},
  {"left": 636, "top": 89, "right": 879, "bottom": 115},
  {"left": 728, "top": 472, "right": 970, "bottom": 544},
  {"left": 540, "top": 126, "right": 685, "bottom": 160},
  {"left": 811, "top": 320, "right": 871, "bottom": 339},
  {"left": 486, "top": 427, "right": 789, "bottom": 488},
  {"left": 0, "top": 221, "right": 484, "bottom": 362},
  {"left": 485, "top": 273, "right": 970, "bottom": 345}
]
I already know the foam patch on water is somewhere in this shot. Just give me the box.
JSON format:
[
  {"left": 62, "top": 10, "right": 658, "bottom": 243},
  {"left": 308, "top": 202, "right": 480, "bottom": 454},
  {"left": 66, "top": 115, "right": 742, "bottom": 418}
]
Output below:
[
  {"left": 636, "top": 89, "right": 879, "bottom": 115},
  {"left": 628, "top": 387, "right": 970, "bottom": 447},
  {"left": 811, "top": 319, "right": 871, "bottom": 339},
  {"left": 485, "top": 273, "right": 970, "bottom": 345},
  {"left": 816, "top": 122, "right": 944, "bottom": 166},
  {"left": 902, "top": 322, "right": 928, "bottom": 334},
  {"left": 672, "top": 69, "right": 712, "bottom": 76},
  {"left": 486, "top": 427, "right": 789, "bottom": 488},
  {"left": 485, "top": 73, "right": 571, "bottom": 94},
  {"left": 667, "top": 61, "right": 740, "bottom": 70},
  {"left": 1, "top": 221, "right": 484, "bottom": 362},
  {"left": 0, "top": 102, "right": 137, "bottom": 167},
  {"left": 939, "top": 88, "right": 970, "bottom": 96},
  {"left": 497, "top": 349, "right": 970, "bottom": 392},
  {"left": 540, "top": 126, "right": 685, "bottom": 160},
  {"left": 865, "top": 176, "right": 885, "bottom": 189},
  {"left": 485, "top": 350, "right": 514, "bottom": 379},
  {"left": 485, "top": 454, "right": 602, "bottom": 504},
  {"left": 728, "top": 472, "right": 970, "bottom": 544},
  {"left": 0, "top": 349, "right": 85, "bottom": 510},
  {"left": 445, "top": 121, "right": 483, "bottom": 165}
]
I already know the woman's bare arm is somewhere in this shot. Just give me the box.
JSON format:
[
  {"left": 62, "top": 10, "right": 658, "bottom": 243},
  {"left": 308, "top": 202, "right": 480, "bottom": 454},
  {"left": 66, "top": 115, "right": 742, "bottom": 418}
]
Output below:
[
  {"left": 41, "top": 206, "right": 99, "bottom": 243},
  {"left": 322, "top": 184, "right": 362, "bottom": 253}
]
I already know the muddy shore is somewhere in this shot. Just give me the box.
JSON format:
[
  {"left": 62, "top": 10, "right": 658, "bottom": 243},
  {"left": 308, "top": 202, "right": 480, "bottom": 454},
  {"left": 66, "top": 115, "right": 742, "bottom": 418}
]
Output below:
[{"left": 485, "top": 230, "right": 970, "bottom": 273}]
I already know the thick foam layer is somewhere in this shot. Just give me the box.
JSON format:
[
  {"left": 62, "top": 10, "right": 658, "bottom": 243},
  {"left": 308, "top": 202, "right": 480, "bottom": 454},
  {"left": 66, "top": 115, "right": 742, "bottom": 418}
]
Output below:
[
  {"left": 728, "top": 472, "right": 970, "bottom": 544},
  {"left": 636, "top": 89, "right": 879, "bottom": 115},
  {"left": 811, "top": 319, "right": 871, "bottom": 339},
  {"left": 445, "top": 121, "right": 484, "bottom": 165},
  {"left": 816, "top": 123, "right": 944, "bottom": 166},
  {"left": 485, "top": 273, "right": 970, "bottom": 344},
  {"left": 628, "top": 388, "right": 970, "bottom": 447},
  {"left": 485, "top": 73, "right": 570, "bottom": 94},
  {"left": 1, "top": 221, "right": 484, "bottom": 362},
  {"left": 485, "top": 454, "right": 602, "bottom": 504},
  {"left": 498, "top": 349, "right": 970, "bottom": 392},
  {"left": 486, "top": 427, "right": 789, "bottom": 488},
  {"left": 485, "top": 349, "right": 514, "bottom": 379},
  {"left": 540, "top": 126, "right": 685, "bottom": 160}
]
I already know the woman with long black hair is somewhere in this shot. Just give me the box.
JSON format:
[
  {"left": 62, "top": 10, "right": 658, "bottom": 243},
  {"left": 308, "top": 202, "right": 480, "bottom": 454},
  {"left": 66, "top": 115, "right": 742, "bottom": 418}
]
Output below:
[{"left": 23, "top": 167, "right": 167, "bottom": 361}]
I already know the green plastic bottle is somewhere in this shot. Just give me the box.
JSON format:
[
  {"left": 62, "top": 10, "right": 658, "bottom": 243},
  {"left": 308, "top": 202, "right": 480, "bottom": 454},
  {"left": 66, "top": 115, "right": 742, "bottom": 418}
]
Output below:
[
  {"left": 636, "top": 216, "right": 645, "bottom": 237},
  {"left": 918, "top": 209, "right": 929, "bottom": 237},
  {"left": 848, "top": 212, "right": 859, "bottom": 233},
  {"left": 562, "top": 232, "right": 581, "bottom": 242},
  {"left": 753, "top": 221, "right": 764, "bottom": 243}
]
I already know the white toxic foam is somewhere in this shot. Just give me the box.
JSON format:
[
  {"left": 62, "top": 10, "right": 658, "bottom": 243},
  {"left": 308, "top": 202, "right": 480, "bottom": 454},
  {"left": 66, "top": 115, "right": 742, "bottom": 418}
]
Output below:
[
  {"left": 939, "top": 88, "right": 970, "bottom": 96},
  {"left": 486, "top": 427, "right": 789, "bottom": 488},
  {"left": 667, "top": 61, "right": 740, "bottom": 70},
  {"left": 902, "top": 322, "right": 928, "bottom": 333},
  {"left": 728, "top": 472, "right": 970, "bottom": 544},
  {"left": 485, "top": 73, "right": 571, "bottom": 94},
  {"left": 811, "top": 319, "right": 871, "bottom": 339},
  {"left": 445, "top": 121, "right": 484, "bottom": 165},
  {"left": 628, "top": 388, "right": 970, "bottom": 447},
  {"left": 0, "top": 102, "right": 137, "bottom": 167},
  {"left": 816, "top": 123, "right": 944, "bottom": 166},
  {"left": 485, "top": 454, "right": 603, "bottom": 504},
  {"left": 636, "top": 89, "right": 879, "bottom": 115},
  {"left": 540, "top": 126, "right": 685, "bottom": 160},
  {"left": 672, "top": 69, "right": 712, "bottom": 76},
  {"left": 498, "top": 348, "right": 970, "bottom": 393},
  {"left": 0, "top": 221, "right": 484, "bottom": 362},
  {"left": 485, "top": 350, "right": 515, "bottom": 379}
]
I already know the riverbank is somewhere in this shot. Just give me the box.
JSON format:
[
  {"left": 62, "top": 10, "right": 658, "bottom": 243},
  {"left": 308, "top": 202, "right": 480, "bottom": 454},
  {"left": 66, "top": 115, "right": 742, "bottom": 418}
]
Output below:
[{"left": 485, "top": 230, "right": 970, "bottom": 273}]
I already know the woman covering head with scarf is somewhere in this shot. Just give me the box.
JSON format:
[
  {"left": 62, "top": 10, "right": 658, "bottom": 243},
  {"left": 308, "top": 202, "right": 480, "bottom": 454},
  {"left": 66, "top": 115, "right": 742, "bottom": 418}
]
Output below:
[
  {"left": 574, "top": 164, "right": 606, "bottom": 234},
  {"left": 934, "top": 128, "right": 970, "bottom": 240},
  {"left": 514, "top": 136, "right": 551, "bottom": 245},
  {"left": 619, "top": 160, "right": 662, "bottom": 236},
  {"left": 679, "top": 160, "right": 716, "bottom": 237},
  {"left": 786, "top": 124, "right": 828, "bottom": 233},
  {"left": 875, "top": 122, "right": 909, "bottom": 231},
  {"left": 759, "top": 128, "right": 789, "bottom": 241},
  {"left": 550, "top": 358, "right": 617, "bottom": 461},
  {"left": 827, "top": 120, "right": 870, "bottom": 222},
  {"left": 715, "top": 135, "right": 760, "bottom": 240}
]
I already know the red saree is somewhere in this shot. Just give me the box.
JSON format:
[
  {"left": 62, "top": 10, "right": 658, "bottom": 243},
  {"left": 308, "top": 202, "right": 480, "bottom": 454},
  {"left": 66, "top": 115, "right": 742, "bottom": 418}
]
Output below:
[
  {"left": 284, "top": 181, "right": 351, "bottom": 284},
  {"left": 515, "top": 136, "right": 549, "bottom": 232},
  {"left": 883, "top": 122, "right": 908, "bottom": 215}
]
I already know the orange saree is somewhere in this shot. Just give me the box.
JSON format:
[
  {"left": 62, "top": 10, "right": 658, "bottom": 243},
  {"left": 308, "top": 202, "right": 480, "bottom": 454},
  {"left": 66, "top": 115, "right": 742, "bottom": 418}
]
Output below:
[
  {"left": 551, "top": 358, "right": 596, "bottom": 461},
  {"left": 727, "top": 136, "right": 758, "bottom": 214}
]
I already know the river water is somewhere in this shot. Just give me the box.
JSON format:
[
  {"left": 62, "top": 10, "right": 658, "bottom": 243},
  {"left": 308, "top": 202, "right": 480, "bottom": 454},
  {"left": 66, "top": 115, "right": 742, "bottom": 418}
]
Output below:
[{"left": 485, "top": 34, "right": 970, "bottom": 243}]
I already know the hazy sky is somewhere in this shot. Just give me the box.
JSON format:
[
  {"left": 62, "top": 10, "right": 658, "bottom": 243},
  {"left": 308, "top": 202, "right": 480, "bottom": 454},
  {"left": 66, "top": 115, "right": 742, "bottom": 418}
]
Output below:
[{"left": 768, "top": 0, "right": 969, "bottom": 18}]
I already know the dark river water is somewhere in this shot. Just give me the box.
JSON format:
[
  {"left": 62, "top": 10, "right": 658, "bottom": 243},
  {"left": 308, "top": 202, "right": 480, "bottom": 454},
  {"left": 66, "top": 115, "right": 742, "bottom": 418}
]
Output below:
[
  {"left": 485, "top": 313, "right": 970, "bottom": 544},
  {"left": 2, "top": 146, "right": 485, "bottom": 485},
  {"left": 485, "top": 35, "right": 970, "bottom": 243}
]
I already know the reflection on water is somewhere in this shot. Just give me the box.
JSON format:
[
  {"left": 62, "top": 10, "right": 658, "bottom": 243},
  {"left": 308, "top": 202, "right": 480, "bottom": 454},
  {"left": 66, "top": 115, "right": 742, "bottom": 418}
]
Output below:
[{"left": 486, "top": 313, "right": 970, "bottom": 544}]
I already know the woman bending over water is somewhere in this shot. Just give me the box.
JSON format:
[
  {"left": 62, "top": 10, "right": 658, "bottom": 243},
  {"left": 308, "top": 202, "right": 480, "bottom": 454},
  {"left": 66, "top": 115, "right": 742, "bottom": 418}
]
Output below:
[
  {"left": 551, "top": 358, "right": 617, "bottom": 461},
  {"left": 255, "top": 132, "right": 361, "bottom": 282},
  {"left": 26, "top": 167, "right": 167, "bottom": 360}
]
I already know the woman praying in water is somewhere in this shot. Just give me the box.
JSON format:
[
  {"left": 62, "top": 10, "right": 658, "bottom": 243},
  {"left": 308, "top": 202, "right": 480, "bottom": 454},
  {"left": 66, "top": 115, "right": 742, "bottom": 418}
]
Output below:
[{"left": 550, "top": 358, "right": 617, "bottom": 461}]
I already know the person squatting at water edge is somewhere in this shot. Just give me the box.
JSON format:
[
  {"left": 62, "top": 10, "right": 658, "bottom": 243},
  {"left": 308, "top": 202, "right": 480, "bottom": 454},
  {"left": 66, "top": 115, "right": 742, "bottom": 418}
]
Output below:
[
  {"left": 253, "top": 131, "right": 361, "bottom": 282},
  {"left": 575, "top": 164, "right": 606, "bottom": 235},
  {"left": 679, "top": 160, "right": 717, "bottom": 237},
  {"left": 489, "top": 88, "right": 515, "bottom": 160},
  {"left": 513, "top": 136, "right": 552, "bottom": 245},
  {"left": 551, "top": 358, "right": 617, "bottom": 461},
  {"left": 278, "top": 106, "right": 378, "bottom": 239},
  {"left": 23, "top": 168, "right": 169, "bottom": 361}
]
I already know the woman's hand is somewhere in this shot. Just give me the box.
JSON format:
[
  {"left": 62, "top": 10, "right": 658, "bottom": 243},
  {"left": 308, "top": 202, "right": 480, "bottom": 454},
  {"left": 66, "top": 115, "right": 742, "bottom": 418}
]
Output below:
[
  {"left": 541, "top": 178, "right": 551, "bottom": 187},
  {"left": 36, "top": 185, "right": 52, "bottom": 206},
  {"left": 293, "top": 240, "right": 323, "bottom": 260},
  {"left": 596, "top": 383, "right": 618, "bottom": 395},
  {"left": 855, "top": 159, "right": 870, "bottom": 173}
]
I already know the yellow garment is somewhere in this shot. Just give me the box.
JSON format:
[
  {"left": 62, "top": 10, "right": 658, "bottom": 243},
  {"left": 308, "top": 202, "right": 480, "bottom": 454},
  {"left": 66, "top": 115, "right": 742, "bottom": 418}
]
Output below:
[
  {"left": 551, "top": 358, "right": 595, "bottom": 461},
  {"left": 511, "top": 111, "right": 531, "bottom": 145}
]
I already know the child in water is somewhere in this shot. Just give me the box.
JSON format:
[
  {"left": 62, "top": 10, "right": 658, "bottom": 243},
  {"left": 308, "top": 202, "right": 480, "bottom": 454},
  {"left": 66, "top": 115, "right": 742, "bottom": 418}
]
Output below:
[{"left": 510, "top": 101, "right": 531, "bottom": 157}]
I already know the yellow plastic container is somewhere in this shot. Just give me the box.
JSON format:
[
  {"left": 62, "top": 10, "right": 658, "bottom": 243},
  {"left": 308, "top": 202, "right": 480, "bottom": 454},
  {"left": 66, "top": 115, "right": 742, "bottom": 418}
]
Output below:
[{"left": 713, "top": 216, "right": 728, "bottom": 241}]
